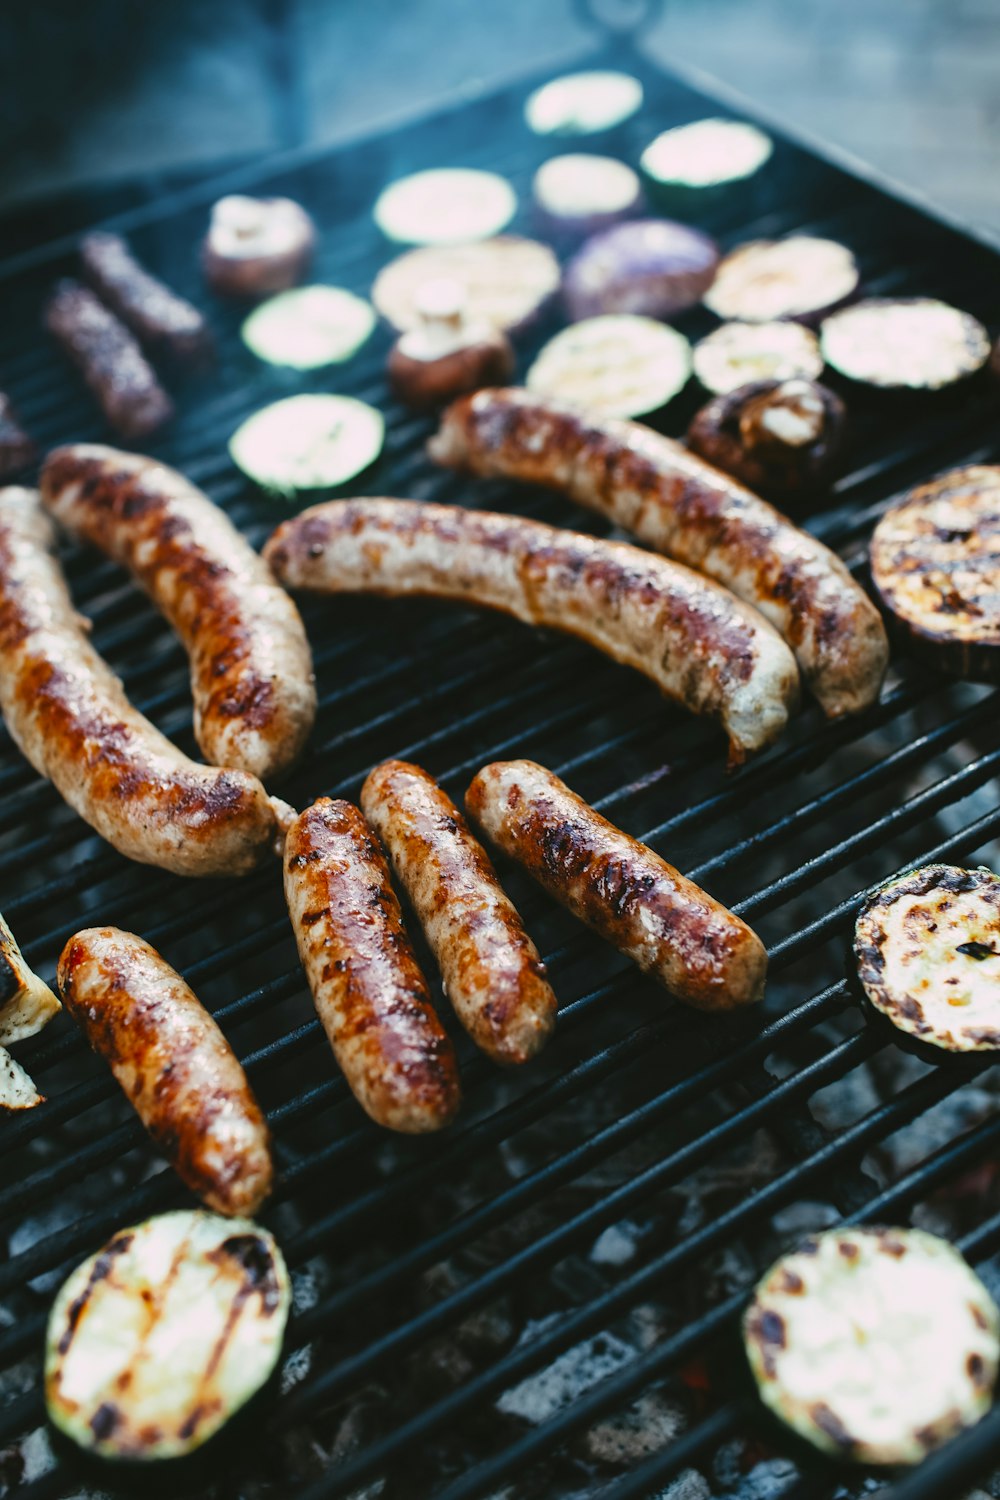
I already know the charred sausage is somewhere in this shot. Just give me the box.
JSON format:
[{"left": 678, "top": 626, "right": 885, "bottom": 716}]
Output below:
[
  {"left": 0, "top": 488, "right": 281, "bottom": 876},
  {"left": 44, "top": 280, "right": 173, "bottom": 441},
  {"left": 264, "top": 498, "right": 799, "bottom": 766},
  {"left": 361, "top": 759, "right": 557, "bottom": 1065},
  {"left": 466, "top": 759, "right": 767, "bottom": 1010},
  {"left": 58, "top": 927, "right": 273, "bottom": 1215},
  {"left": 430, "top": 388, "right": 889, "bottom": 719},
  {"left": 284, "top": 798, "right": 460, "bottom": 1132},
  {"left": 41, "top": 444, "right": 316, "bottom": 781},
  {"left": 80, "top": 232, "right": 213, "bottom": 365}
]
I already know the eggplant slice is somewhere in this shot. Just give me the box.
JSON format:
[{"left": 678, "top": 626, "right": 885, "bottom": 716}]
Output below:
[
  {"left": 853, "top": 863, "right": 1000, "bottom": 1055},
  {"left": 704, "top": 236, "right": 858, "bottom": 324},
  {"left": 526, "top": 314, "right": 691, "bottom": 418},
  {"left": 744, "top": 1226, "right": 1000, "bottom": 1465},
  {"left": 869, "top": 465, "right": 1000, "bottom": 681},
  {"left": 821, "top": 297, "right": 989, "bottom": 390}
]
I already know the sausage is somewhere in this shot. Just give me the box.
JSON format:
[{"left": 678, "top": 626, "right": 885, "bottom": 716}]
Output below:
[
  {"left": 264, "top": 498, "right": 799, "bottom": 766},
  {"left": 0, "top": 488, "right": 281, "bottom": 877},
  {"left": 80, "top": 232, "right": 213, "bottom": 365},
  {"left": 41, "top": 444, "right": 316, "bottom": 781},
  {"left": 58, "top": 927, "right": 273, "bottom": 1216},
  {"left": 429, "top": 388, "right": 889, "bottom": 719},
  {"left": 361, "top": 759, "right": 557, "bottom": 1065},
  {"left": 44, "top": 280, "right": 173, "bottom": 441},
  {"left": 0, "top": 394, "right": 35, "bottom": 480},
  {"left": 283, "top": 798, "right": 461, "bottom": 1132},
  {"left": 465, "top": 759, "right": 767, "bottom": 1010}
]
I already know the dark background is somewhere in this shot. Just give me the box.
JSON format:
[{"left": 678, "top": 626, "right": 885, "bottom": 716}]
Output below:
[{"left": 2, "top": 0, "right": 1000, "bottom": 247}]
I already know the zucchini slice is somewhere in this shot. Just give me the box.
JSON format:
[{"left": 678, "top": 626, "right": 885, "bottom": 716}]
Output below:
[
  {"left": 526, "top": 314, "right": 691, "bottom": 418},
  {"left": 641, "top": 117, "right": 772, "bottom": 218},
  {"left": 230, "top": 394, "right": 384, "bottom": 497},
  {"left": 532, "top": 153, "right": 643, "bottom": 239},
  {"left": 821, "top": 297, "right": 990, "bottom": 390},
  {"left": 46, "top": 1210, "right": 290, "bottom": 1460},
  {"left": 372, "top": 237, "right": 560, "bottom": 335},
  {"left": 744, "top": 1226, "right": 999, "bottom": 1465},
  {"left": 241, "top": 286, "right": 376, "bottom": 369},
  {"left": 853, "top": 863, "right": 1000, "bottom": 1054},
  {"left": 373, "top": 169, "right": 516, "bottom": 246},
  {"left": 705, "top": 236, "right": 858, "bottom": 324},
  {"left": 524, "top": 71, "right": 643, "bottom": 137},
  {"left": 692, "top": 320, "right": 823, "bottom": 395}
]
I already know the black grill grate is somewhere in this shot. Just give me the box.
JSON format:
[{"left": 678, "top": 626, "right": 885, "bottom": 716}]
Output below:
[{"left": 2, "top": 36, "right": 1000, "bottom": 1500}]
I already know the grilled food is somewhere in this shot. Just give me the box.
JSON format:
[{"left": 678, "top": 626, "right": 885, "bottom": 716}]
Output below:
[
  {"left": 284, "top": 798, "right": 461, "bottom": 1133},
  {"left": 372, "top": 237, "right": 561, "bottom": 336},
  {"left": 0, "top": 487, "right": 282, "bottom": 877},
  {"left": 869, "top": 465, "right": 1000, "bottom": 681},
  {"left": 688, "top": 378, "right": 847, "bottom": 500},
  {"left": 241, "top": 285, "right": 376, "bottom": 369},
  {"left": 430, "top": 389, "right": 888, "bottom": 719},
  {"left": 41, "top": 444, "right": 316, "bottom": 781},
  {"left": 525, "top": 314, "right": 691, "bottom": 418},
  {"left": 387, "top": 278, "right": 515, "bottom": 412},
  {"left": 230, "top": 393, "right": 385, "bottom": 497},
  {"left": 524, "top": 70, "right": 643, "bottom": 136},
  {"left": 466, "top": 759, "right": 767, "bottom": 1010},
  {"left": 59, "top": 928, "right": 273, "bottom": 1215},
  {"left": 640, "top": 118, "right": 773, "bottom": 218},
  {"left": 45, "top": 1210, "right": 290, "bottom": 1460},
  {"left": 821, "top": 297, "right": 990, "bottom": 390},
  {"left": 374, "top": 168, "right": 516, "bottom": 245},
  {"left": 532, "top": 153, "right": 643, "bottom": 240},
  {"left": 561, "top": 218, "right": 719, "bottom": 323},
  {"left": 704, "top": 236, "right": 858, "bottom": 324},
  {"left": 0, "top": 913, "right": 62, "bottom": 1114},
  {"left": 264, "top": 497, "right": 799, "bottom": 765},
  {"left": 202, "top": 195, "right": 316, "bottom": 299},
  {"left": 744, "top": 1227, "right": 1000, "bottom": 1464},
  {"left": 80, "top": 231, "right": 212, "bottom": 365},
  {"left": 853, "top": 864, "right": 1000, "bottom": 1055},
  {"left": 362, "top": 760, "right": 557, "bottom": 1065},
  {"left": 0, "top": 394, "right": 36, "bottom": 479},
  {"left": 692, "top": 321, "right": 823, "bottom": 396}
]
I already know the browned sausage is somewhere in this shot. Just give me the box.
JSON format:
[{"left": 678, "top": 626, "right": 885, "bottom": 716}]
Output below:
[
  {"left": 41, "top": 444, "right": 316, "bottom": 781},
  {"left": 264, "top": 497, "right": 799, "bottom": 767},
  {"left": 58, "top": 927, "right": 273, "bottom": 1216},
  {"left": 284, "top": 798, "right": 461, "bottom": 1132},
  {"left": 361, "top": 759, "right": 557, "bottom": 1065},
  {"left": 465, "top": 759, "right": 767, "bottom": 1011},
  {"left": 80, "top": 231, "right": 213, "bottom": 366},
  {"left": 0, "top": 487, "right": 281, "bottom": 877},
  {"left": 430, "top": 388, "right": 889, "bottom": 719}
]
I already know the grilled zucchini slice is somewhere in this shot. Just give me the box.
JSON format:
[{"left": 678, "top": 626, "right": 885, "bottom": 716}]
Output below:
[
  {"left": 821, "top": 297, "right": 989, "bottom": 390},
  {"left": 744, "top": 1226, "right": 999, "bottom": 1465},
  {"left": 0, "top": 911, "right": 60, "bottom": 1046},
  {"left": 46, "top": 1210, "right": 290, "bottom": 1460}
]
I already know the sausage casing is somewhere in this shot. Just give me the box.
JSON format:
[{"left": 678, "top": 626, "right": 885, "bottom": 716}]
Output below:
[
  {"left": 466, "top": 759, "right": 767, "bottom": 1011},
  {"left": 41, "top": 444, "right": 316, "bottom": 781},
  {"left": 264, "top": 497, "right": 799, "bottom": 765},
  {"left": 283, "top": 798, "right": 460, "bottom": 1132},
  {"left": 430, "top": 388, "right": 889, "bottom": 719},
  {"left": 58, "top": 927, "right": 273, "bottom": 1216},
  {"left": 0, "top": 488, "right": 279, "bottom": 877},
  {"left": 80, "top": 231, "right": 213, "bottom": 365},
  {"left": 361, "top": 759, "right": 556, "bottom": 1065}
]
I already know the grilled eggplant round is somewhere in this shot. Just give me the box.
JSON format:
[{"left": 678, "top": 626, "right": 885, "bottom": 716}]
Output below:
[
  {"left": 869, "top": 466, "right": 1000, "bottom": 681},
  {"left": 45, "top": 1211, "right": 290, "bottom": 1461},
  {"left": 744, "top": 1226, "right": 1000, "bottom": 1465},
  {"left": 821, "top": 297, "right": 990, "bottom": 391},
  {"left": 692, "top": 320, "right": 823, "bottom": 395},
  {"left": 687, "top": 378, "right": 846, "bottom": 500},
  {"left": 852, "top": 864, "right": 1000, "bottom": 1056},
  {"left": 704, "top": 236, "right": 858, "bottom": 324},
  {"left": 561, "top": 218, "right": 719, "bottom": 323}
]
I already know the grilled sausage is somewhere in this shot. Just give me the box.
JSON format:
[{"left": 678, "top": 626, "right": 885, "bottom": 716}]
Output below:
[
  {"left": 80, "top": 232, "right": 213, "bottom": 365},
  {"left": 0, "top": 395, "right": 35, "bottom": 480},
  {"left": 361, "top": 759, "right": 557, "bottom": 1065},
  {"left": 429, "top": 388, "right": 889, "bottom": 719},
  {"left": 0, "top": 488, "right": 281, "bottom": 877},
  {"left": 284, "top": 798, "right": 460, "bottom": 1132},
  {"left": 58, "top": 927, "right": 273, "bottom": 1216},
  {"left": 44, "top": 280, "right": 173, "bottom": 441},
  {"left": 41, "top": 444, "right": 316, "bottom": 781},
  {"left": 466, "top": 759, "right": 767, "bottom": 1010},
  {"left": 264, "top": 498, "right": 798, "bottom": 766}
]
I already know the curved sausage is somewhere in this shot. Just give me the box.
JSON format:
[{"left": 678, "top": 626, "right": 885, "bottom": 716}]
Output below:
[
  {"left": 0, "top": 488, "right": 280, "bottom": 877},
  {"left": 41, "top": 444, "right": 316, "bottom": 781},
  {"left": 465, "top": 759, "right": 767, "bottom": 1011},
  {"left": 361, "top": 759, "right": 557, "bottom": 1066},
  {"left": 264, "top": 498, "right": 799, "bottom": 766},
  {"left": 430, "top": 388, "right": 889, "bottom": 719},
  {"left": 58, "top": 927, "right": 273, "bottom": 1216},
  {"left": 283, "top": 797, "right": 460, "bottom": 1132}
]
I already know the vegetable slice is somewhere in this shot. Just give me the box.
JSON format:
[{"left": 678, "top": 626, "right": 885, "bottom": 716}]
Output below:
[
  {"left": 642, "top": 118, "right": 773, "bottom": 188},
  {"left": 562, "top": 219, "right": 719, "bottom": 323},
  {"left": 821, "top": 297, "right": 990, "bottom": 390},
  {"left": 45, "top": 1210, "right": 290, "bottom": 1460},
  {"left": 374, "top": 168, "right": 516, "bottom": 246},
  {"left": 0, "top": 911, "right": 60, "bottom": 1045},
  {"left": 853, "top": 864, "right": 1000, "bottom": 1055},
  {"left": 0, "top": 1047, "right": 42, "bottom": 1111},
  {"left": 524, "top": 71, "right": 643, "bottom": 136},
  {"left": 230, "top": 394, "right": 384, "bottom": 497},
  {"left": 692, "top": 320, "right": 823, "bottom": 394},
  {"left": 372, "top": 237, "right": 560, "bottom": 335},
  {"left": 532, "top": 154, "right": 642, "bottom": 238},
  {"left": 705, "top": 236, "right": 859, "bottom": 323},
  {"left": 241, "top": 286, "right": 375, "bottom": 369},
  {"left": 744, "top": 1226, "right": 999, "bottom": 1464},
  {"left": 869, "top": 466, "right": 1000, "bottom": 680},
  {"left": 526, "top": 315, "right": 691, "bottom": 418}
]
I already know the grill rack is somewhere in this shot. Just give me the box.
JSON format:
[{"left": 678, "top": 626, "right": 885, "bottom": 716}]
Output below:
[{"left": 1, "top": 36, "right": 1000, "bottom": 1500}]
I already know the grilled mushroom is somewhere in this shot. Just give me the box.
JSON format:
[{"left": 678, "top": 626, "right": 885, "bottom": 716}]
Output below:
[
  {"left": 387, "top": 278, "right": 515, "bottom": 411},
  {"left": 687, "top": 378, "right": 846, "bottom": 499},
  {"left": 203, "top": 196, "right": 317, "bottom": 300}
]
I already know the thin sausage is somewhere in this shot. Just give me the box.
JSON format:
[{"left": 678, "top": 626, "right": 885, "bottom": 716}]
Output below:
[
  {"left": 284, "top": 797, "right": 460, "bottom": 1132},
  {"left": 58, "top": 927, "right": 273, "bottom": 1216},
  {"left": 80, "top": 231, "right": 213, "bottom": 365},
  {"left": 0, "top": 488, "right": 281, "bottom": 877},
  {"left": 361, "top": 759, "right": 556, "bottom": 1065},
  {"left": 41, "top": 444, "right": 316, "bottom": 781},
  {"left": 430, "top": 388, "right": 889, "bottom": 718},
  {"left": 264, "top": 497, "right": 799, "bottom": 766},
  {"left": 466, "top": 759, "right": 767, "bottom": 1011},
  {"left": 0, "top": 395, "right": 35, "bottom": 480}
]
